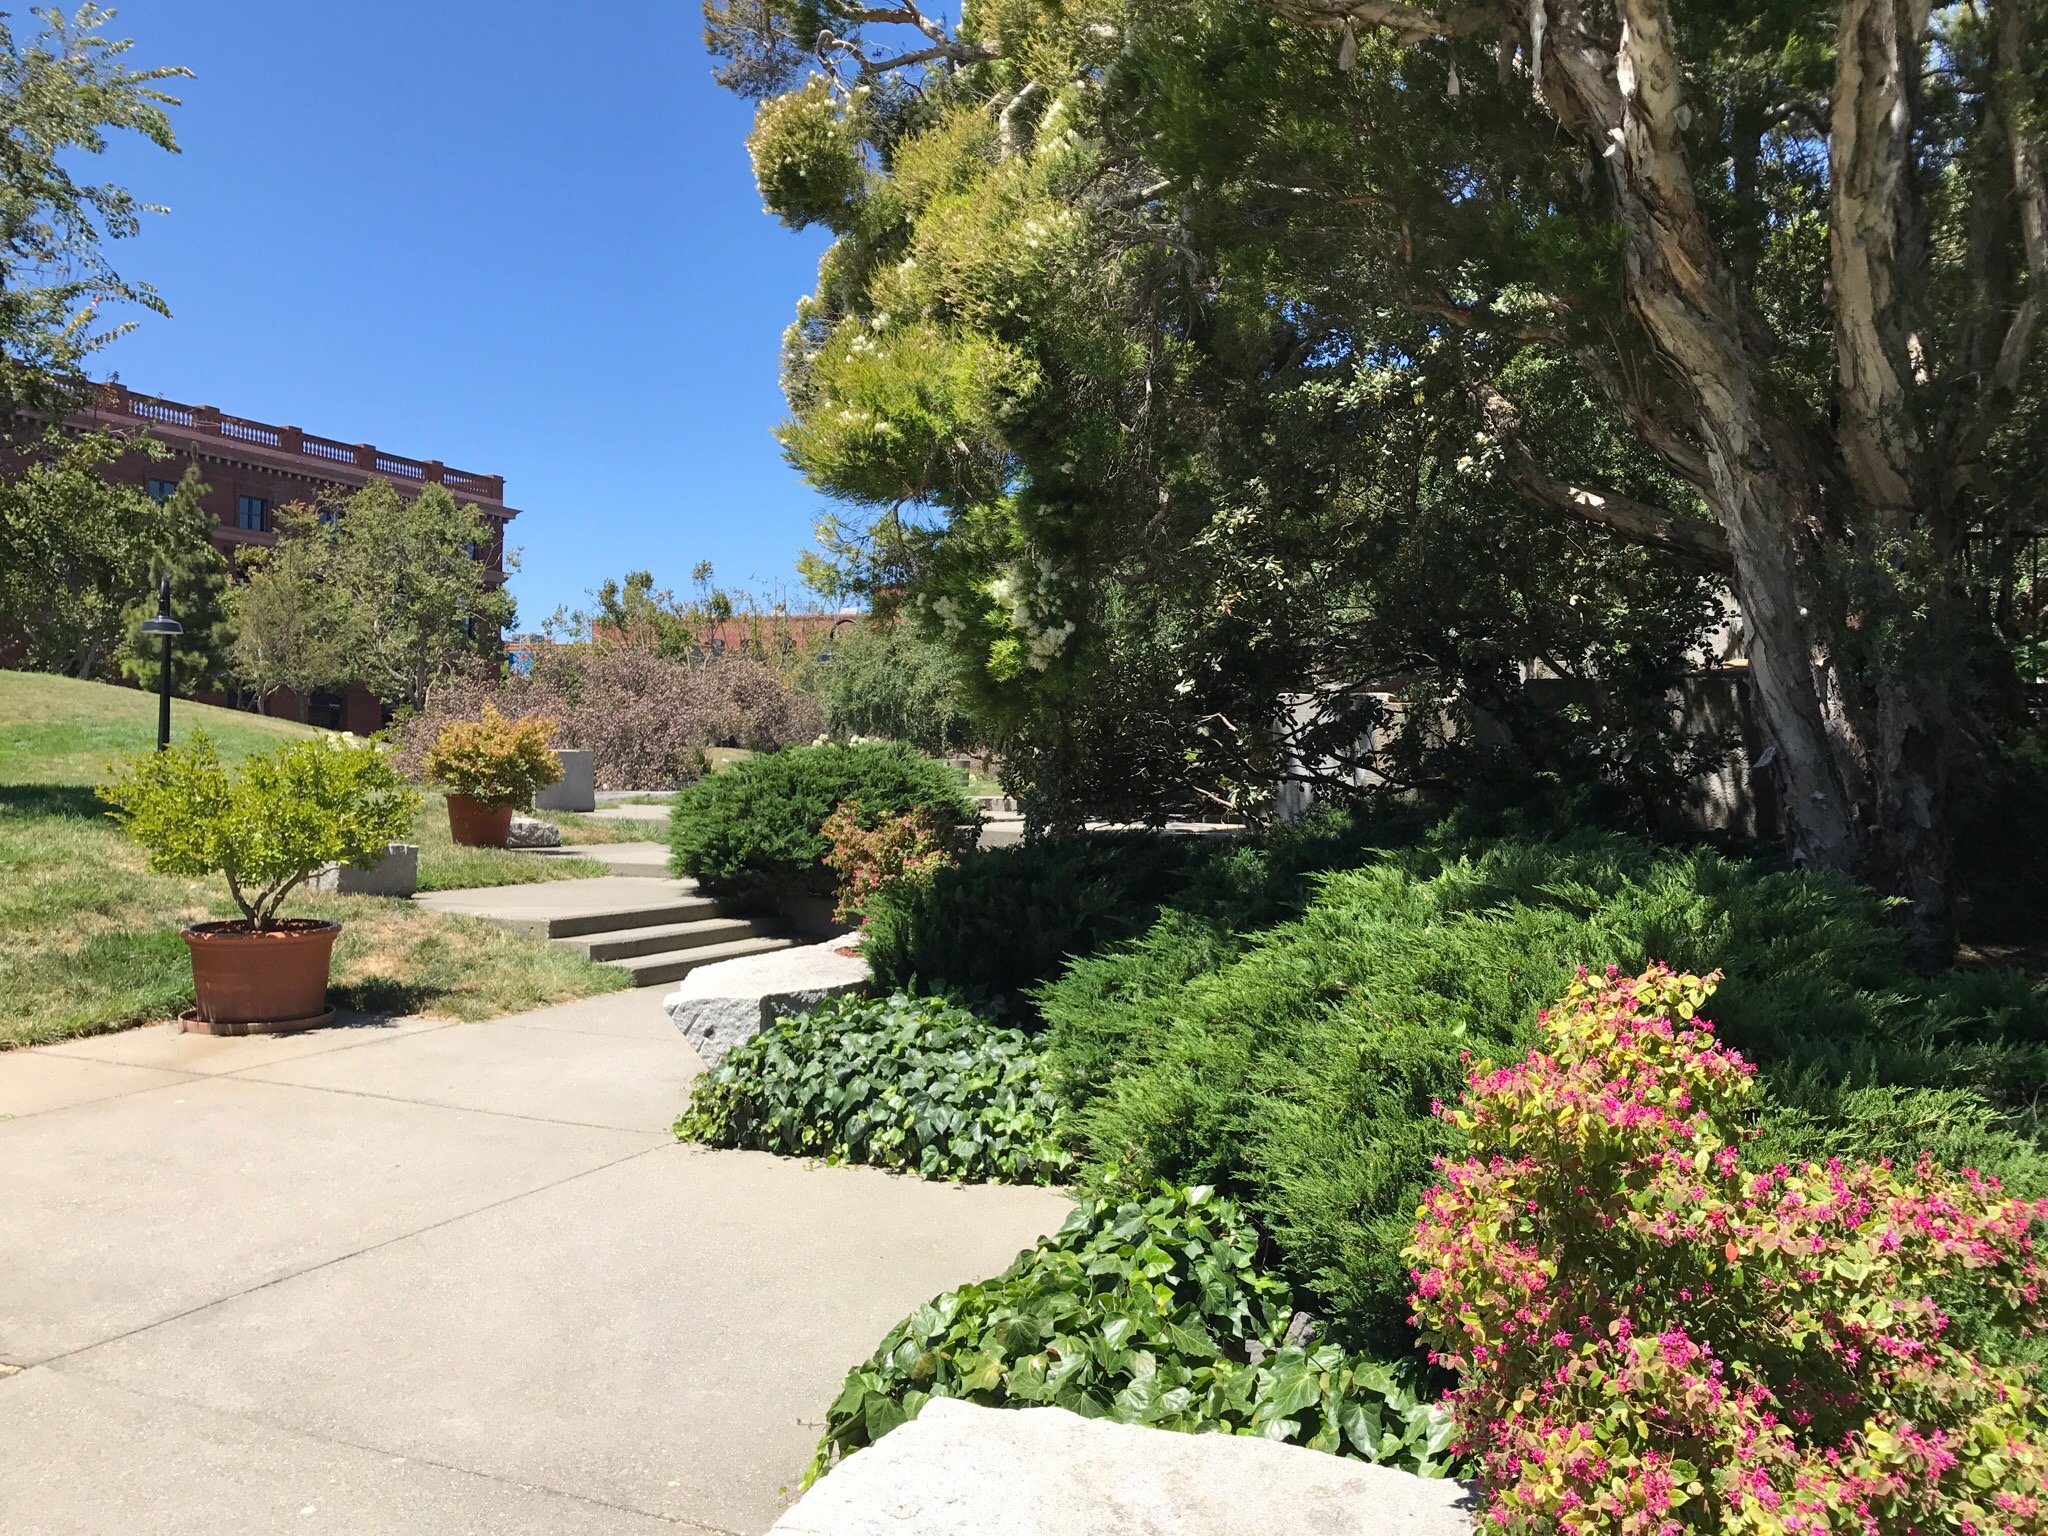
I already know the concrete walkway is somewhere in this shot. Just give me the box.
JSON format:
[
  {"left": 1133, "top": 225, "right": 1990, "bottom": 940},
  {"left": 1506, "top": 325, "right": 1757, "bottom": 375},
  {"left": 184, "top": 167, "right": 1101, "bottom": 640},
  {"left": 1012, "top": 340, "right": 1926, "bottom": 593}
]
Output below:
[{"left": 0, "top": 992, "right": 1070, "bottom": 1534}]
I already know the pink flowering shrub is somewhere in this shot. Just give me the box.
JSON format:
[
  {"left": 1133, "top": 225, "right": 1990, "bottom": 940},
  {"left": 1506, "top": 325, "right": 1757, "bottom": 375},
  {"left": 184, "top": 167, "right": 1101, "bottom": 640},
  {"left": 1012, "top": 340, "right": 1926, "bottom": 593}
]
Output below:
[
  {"left": 1407, "top": 963, "right": 2048, "bottom": 1536},
  {"left": 821, "top": 799, "right": 959, "bottom": 924}
]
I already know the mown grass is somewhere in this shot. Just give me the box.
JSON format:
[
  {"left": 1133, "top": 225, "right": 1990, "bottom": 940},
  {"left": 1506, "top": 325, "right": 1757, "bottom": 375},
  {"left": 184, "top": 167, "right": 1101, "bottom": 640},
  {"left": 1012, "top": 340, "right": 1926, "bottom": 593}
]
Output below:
[{"left": 0, "top": 671, "right": 630, "bottom": 1048}]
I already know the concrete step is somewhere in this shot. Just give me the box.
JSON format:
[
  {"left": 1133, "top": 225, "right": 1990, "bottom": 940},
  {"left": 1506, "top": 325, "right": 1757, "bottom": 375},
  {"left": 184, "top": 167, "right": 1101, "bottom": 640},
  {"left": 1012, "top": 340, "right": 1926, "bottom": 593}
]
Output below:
[
  {"left": 604, "top": 934, "right": 799, "bottom": 988},
  {"left": 571, "top": 916, "right": 781, "bottom": 962},
  {"left": 547, "top": 897, "right": 723, "bottom": 940}
]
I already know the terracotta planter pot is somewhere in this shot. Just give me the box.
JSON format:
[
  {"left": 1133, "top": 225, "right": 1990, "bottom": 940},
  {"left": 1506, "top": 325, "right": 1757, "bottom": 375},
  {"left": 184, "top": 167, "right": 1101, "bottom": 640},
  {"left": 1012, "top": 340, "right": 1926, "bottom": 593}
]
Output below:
[
  {"left": 446, "top": 792, "right": 516, "bottom": 848},
  {"left": 182, "top": 919, "right": 340, "bottom": 1028}
]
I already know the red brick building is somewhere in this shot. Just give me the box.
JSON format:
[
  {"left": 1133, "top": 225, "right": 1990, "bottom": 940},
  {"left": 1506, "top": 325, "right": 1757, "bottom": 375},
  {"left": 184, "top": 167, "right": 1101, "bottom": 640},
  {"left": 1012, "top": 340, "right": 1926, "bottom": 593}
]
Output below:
[{"left": 78, "top": 382, "right": 520, "bottom": 731}]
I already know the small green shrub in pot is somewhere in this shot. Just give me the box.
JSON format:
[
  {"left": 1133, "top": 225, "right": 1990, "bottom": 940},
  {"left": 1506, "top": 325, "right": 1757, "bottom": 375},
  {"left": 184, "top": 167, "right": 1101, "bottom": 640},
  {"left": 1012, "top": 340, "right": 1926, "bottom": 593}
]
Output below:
[
  {"left": 675, "top": 992, "right": 1070, "bottom": 1183},
  {"left": 814, "top": 1185, "right": 1453, "bottom": 1483},
  {"left": 98, "top": 731, "right": 419, "bottom": 1025},
  {"left": 667, "top": 742, "right": 974, "bottom": 904},
  {"left": 422, "top": 704, "right": 562, "bottom": 807}
]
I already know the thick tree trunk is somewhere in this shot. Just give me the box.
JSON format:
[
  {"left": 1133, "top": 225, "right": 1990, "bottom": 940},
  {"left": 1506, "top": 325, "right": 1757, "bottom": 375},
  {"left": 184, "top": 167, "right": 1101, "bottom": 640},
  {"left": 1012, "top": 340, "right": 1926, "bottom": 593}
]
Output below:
[{"left": 1537, "top": 0, "right": 1957, "bottom": 950}]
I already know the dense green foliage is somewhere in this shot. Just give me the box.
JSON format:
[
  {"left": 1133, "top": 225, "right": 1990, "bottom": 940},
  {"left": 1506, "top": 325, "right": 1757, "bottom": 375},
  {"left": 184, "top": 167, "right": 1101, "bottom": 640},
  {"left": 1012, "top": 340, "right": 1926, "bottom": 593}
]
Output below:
[
  {"left": 230, "top": 484, "right": 515, "bottom": 711},
  {"left": 675, "top": 992, "right": 1069, "bottom": 1183},
  {"left": 115, "top": 470, "right": 235, "bottom": 697},
  {"left": 711, "top": 0, "right": 2048, "bottom": 944},
  {"left": 815, "top": 1186, "right": 1454, "bottom": 1480},
  {"left": 810, "top": 619, "right": 980, "bottom": 755},
  {"left": 0, "top": 9, "right": 189, "bottom": 674},
  {"left": 863, "top": 812, "right": 1422, "bottom": 1014},
  {"left": 1038, "top": 826, "right": 2048, "bottom": 1355},
  {"left": 668, "top": 741, "right": 974, "bottom": 902},
  {"left": 97, "top": 730, "right": 420, "bottom": 928},
  {"left": 863, "top": 834, "right": 1218, "bottom": 1010}
]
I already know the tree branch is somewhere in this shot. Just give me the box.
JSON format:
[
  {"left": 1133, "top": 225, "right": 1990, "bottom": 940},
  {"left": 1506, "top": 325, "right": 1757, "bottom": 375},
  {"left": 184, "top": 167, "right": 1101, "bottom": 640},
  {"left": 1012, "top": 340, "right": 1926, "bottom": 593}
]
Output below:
[
  {"left": 1475, "top": 382, "right": 1732, "bottom": 569},
  {"left": 1266, "top": 0, "right": 1504, "bottom": 44}
]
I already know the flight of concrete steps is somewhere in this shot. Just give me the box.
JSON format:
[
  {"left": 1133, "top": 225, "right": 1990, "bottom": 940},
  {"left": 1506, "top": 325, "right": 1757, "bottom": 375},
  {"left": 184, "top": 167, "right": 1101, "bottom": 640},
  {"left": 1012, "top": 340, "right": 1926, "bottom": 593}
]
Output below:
[
  {"left": 416, "top": 841, "right": 797, "bottom": 989},
  {"left": 547, "top": 886, "right": 794, "bottom": 988}
]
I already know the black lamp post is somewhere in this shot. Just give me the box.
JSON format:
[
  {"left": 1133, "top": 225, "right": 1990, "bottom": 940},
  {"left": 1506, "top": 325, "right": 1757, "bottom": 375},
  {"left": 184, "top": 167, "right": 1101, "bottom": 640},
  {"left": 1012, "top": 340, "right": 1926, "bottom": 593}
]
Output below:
[{"left": 139, "top": 576, "right": 182, "bottom": 752}]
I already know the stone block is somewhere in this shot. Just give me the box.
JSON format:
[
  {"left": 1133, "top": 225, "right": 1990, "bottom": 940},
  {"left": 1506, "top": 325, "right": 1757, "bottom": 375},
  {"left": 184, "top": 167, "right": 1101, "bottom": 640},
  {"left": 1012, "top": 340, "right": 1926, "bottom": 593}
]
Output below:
[
  {"left": 309, "top": 843, "right": 418, "bottom": 898},
  {"left": 662, "top": 942, "right": 869, "bottom": 1068},
  {"left": 769, "top": 1398, "right": 1477, "bottom": 1536},
  {"left": 506, "top": 815, "right": 563, "bottom": 849},
  {"left": 534, "top": 750, "right": 596, "bottom": 813}
]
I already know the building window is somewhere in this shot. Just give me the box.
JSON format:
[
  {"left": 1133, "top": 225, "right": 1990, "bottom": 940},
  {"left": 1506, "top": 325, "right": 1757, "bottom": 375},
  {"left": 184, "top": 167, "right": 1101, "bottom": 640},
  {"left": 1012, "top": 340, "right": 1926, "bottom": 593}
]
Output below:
[
  {"left": 237, "top": 495, "right": 268, "bottom": 532},
  {"left": 147, "top": 478, "right": 178, "bottom": 504}
]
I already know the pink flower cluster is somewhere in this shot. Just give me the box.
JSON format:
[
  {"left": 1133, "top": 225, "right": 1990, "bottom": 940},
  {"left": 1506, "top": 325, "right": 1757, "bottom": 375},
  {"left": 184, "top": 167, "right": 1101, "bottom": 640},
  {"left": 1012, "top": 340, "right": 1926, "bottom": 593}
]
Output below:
[
  {"left": 1406, "top": 963, "right": 2048, "bottom": 1536},
  {"left": 821, "top": 799, "right": 958, "bottom": 923}
]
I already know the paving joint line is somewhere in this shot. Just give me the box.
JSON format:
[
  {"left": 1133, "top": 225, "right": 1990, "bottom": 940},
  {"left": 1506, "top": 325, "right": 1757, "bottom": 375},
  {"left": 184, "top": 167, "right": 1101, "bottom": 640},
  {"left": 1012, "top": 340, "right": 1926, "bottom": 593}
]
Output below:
[
  {"left": 25, "top": 1365, "right": 736, "bottom": 1533},
  {"left": 205, "top": 1069, "right": 684, "bottom": 1136},
  {"left": 23, "top": 1139, "right": 682, "bottom": 1372}
]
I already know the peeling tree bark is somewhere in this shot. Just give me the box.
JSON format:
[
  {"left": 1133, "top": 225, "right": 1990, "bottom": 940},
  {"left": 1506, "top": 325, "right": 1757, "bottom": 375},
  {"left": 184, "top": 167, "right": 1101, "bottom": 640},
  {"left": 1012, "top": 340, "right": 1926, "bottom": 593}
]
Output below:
[{"left": 1271, "top": 0, "right": 2023, "bottom": 953}]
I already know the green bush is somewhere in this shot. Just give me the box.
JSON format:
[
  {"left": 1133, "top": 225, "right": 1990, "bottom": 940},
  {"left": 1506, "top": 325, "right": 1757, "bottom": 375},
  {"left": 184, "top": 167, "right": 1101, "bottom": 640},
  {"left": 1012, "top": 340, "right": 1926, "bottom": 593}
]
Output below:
[
  {"left": 667, "top": 742, "right": 974, "bottom": 903},
  {"left": 862, "top": 810, "right": 1427, "bottom": 1017},
  {"left": 814, "top": 1186, "right": 1454, "bottom": 1482},
  {"left": 1039, "top": 827, "right": 2048, "bottom": 1355},
  {"left": 674, "top": 992, "right": 1070, "bottom": 1183}
]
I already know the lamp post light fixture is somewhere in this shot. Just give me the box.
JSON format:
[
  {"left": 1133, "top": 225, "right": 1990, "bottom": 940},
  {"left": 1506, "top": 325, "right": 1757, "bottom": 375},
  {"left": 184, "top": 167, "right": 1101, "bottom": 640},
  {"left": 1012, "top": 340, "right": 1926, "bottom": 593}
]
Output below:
[{"left": 138, "top": 576, "right": 183, "bottom": 752}]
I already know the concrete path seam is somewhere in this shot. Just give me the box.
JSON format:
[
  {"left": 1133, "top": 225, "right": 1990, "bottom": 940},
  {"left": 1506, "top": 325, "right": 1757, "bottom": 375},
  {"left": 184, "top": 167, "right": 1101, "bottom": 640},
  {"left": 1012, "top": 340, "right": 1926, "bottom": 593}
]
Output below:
[
  {"left": 24, "top": 1139, "right": 681, "bottom": 1371},
  {"left": 16, "top": 1364, "right": 738, "bottom": 1534},
  {"left": 212, "top": 1067, "right": 686, "bottom": 1136}
]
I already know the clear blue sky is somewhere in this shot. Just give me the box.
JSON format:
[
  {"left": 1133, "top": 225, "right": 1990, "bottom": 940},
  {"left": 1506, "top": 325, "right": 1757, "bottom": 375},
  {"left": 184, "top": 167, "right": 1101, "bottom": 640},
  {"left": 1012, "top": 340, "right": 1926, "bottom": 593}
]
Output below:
[{"left": 91, "top": 1, "right": 834, "bottom": 629}]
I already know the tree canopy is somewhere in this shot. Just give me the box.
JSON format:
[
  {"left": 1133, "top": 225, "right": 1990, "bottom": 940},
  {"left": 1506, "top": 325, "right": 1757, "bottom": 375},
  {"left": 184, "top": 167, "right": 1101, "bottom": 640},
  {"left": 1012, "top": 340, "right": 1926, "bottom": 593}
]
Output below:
[{"left": 710, "top": 0, "right": 2048, "bottom": 945}]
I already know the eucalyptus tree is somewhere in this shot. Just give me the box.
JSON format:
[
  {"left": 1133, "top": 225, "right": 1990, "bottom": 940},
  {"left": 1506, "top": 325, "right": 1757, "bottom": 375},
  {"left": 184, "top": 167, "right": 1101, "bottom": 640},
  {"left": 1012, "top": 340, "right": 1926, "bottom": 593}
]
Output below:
[{"left": 706, "top": 0, "right": 2047, "bottom": 944}]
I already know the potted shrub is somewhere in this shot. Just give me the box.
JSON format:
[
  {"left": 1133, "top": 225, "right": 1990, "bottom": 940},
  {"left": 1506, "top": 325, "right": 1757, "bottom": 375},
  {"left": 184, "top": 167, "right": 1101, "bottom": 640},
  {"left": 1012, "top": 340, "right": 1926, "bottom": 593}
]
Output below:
[
  {"left": 423, "top": 704, "right": 562, "bottom": 847},
  {"left": 98, "top": 731, "right": 419, "bottom": 1032}
]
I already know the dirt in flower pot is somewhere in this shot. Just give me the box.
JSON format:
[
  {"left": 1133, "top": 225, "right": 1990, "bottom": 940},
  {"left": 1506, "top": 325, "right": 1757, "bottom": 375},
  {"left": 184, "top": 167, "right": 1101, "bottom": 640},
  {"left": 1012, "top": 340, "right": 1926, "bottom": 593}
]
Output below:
[
  {"left": 182, "top": 918, "right": 341, "bottom": 1026},
  {"left": 446, "top": 793, "right": 517, "bottom": 848}
]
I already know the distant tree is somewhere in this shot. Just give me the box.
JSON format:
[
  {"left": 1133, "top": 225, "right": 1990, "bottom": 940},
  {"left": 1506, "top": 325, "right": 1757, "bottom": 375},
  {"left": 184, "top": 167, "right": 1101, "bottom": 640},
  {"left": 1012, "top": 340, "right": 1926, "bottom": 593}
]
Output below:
[
  {"left": 117, "top": 470, "right": 233, "bottom": 695},
  {"left": 224, "top": 531, "right": 346, "bottom": 714},
  {"left": 226, "top": 482, "right": 514, "bottom": 713},
  {"left": 814, "top": 619, "right": 981, "bottom": 754}
]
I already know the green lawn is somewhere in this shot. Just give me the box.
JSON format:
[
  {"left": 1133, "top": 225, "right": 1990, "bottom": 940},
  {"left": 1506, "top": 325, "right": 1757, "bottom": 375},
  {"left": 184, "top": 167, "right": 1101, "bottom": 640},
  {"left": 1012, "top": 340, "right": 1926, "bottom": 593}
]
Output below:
[{"left": 0, "top": 671, "right": 629, "bottom": 1049}]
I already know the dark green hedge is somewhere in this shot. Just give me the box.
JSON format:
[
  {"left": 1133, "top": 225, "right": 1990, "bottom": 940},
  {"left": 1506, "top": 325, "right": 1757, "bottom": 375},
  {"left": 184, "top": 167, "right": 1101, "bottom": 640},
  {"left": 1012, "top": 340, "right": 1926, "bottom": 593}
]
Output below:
[
  {"left": 667, "top": 742, "right": 975, "bottom": 903},
  {"left": 861, "top": 811, "right": 1424, "bottom": 1016},
  {"left": 1037, "top": 828, "right": 2048, "bottom": 1355}
]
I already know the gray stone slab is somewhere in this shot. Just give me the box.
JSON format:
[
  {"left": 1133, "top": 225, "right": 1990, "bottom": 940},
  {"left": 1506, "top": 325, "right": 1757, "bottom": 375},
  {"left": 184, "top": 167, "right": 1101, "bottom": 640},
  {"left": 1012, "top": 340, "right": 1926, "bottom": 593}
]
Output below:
[
  {"left": 533, "top": 749, "right": 596, "bottom": 812},
  {"left": 416, "top": 875, "right": 705, "bottom": 939},
  {"left": 236, "top": 1018, "right": 700, "bottom": 1132},
  {"left": 309, "top": 842, "right": 418, "bottom": 897},
  {"left": 35, "top": 1013, "right": 454, "bottom": 1077},
  {"left": 0, "top": 1053, "right": 194, "bottom": 1120},
  {"left": 0, "top": 1368, "right": 688, "bottom": 1535},
  {"left": 67, "top": 1145, "right": 1072, "bottom": 1535},
  {"left": 663, "top": 941, "right": 871, "bottom": 1067},
  {"left": 523, "top": 840, "right": 672, "bottom": 876},
  {"left": 772, "top": 1398, "right": 1477, "bottom": 1536},
  {"left": 0, "top": 1076, "right": 655, "bottom": 1363}
]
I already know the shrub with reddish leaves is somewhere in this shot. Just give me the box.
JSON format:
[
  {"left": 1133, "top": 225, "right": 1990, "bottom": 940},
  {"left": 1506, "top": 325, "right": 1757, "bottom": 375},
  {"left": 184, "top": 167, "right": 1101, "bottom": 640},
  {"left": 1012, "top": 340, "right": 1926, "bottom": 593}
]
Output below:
[
  {"left": 1407, "top": 963, "right": 2048, "bottom": 1536},
  {"left": 821, "top": 799, "right": 960, "bottom": 924}
]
